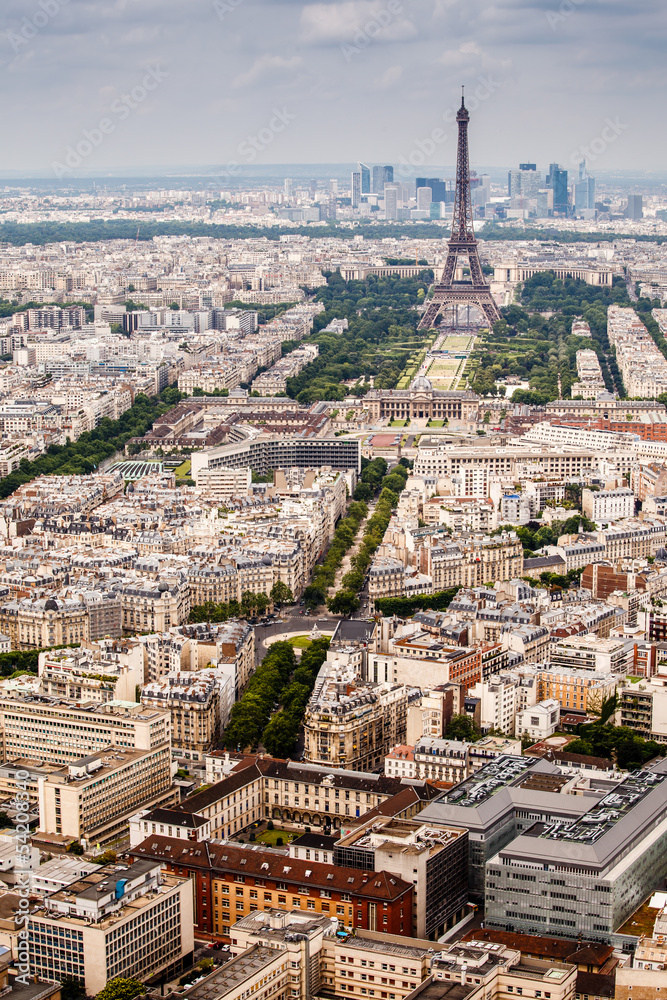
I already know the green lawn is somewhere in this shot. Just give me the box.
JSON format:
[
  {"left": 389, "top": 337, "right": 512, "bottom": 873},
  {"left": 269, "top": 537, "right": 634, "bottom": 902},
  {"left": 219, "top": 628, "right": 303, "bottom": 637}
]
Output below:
[
  {"left": 389, "top": 419, "right": 407, "bottom": 427},
  {"left": 288, "top": 635, "right": 313, "bottom": 649},
  {"left": 253, "top": 828, "right": 294, "bottom": 847},
  {"left": 428, "top": 419, "right": 445, "bottom": 427},
  {"left": 619, "top": 898, "right": 662, "bottom": 937},
  {"left": 174, "top": 459, "right": 191, "bottom": 478}
]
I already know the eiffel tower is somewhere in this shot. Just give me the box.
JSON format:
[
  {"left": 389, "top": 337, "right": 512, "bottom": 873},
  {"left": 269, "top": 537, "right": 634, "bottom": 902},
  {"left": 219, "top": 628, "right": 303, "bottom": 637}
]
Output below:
[{"left": 419, "top": 90, "right": 500, "bottom": 330}]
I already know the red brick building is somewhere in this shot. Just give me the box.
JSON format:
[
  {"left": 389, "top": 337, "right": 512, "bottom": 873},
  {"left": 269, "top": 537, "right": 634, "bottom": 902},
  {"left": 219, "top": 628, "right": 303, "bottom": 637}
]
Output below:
[{"left": 130, "top": 836, "right": 414, "bottom": 939}]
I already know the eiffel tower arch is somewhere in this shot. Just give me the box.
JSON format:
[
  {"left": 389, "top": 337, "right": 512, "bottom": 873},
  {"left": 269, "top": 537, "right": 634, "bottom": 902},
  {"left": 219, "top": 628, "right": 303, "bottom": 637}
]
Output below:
[{"left": 419, "top": 91, "right": 501, "bottom": 330}]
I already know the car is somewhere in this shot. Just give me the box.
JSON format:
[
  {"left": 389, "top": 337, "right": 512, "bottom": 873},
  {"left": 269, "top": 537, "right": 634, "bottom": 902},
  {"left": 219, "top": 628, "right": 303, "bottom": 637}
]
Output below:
[{"left": 299, "top": 610, "right": 305, "bottom": 614}]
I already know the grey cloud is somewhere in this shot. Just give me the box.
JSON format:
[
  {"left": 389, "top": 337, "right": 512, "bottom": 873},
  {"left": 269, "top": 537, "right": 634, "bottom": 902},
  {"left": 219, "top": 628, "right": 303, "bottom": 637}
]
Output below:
[{"left": 0, "top": 0, "right": 666, "bottom": 170}]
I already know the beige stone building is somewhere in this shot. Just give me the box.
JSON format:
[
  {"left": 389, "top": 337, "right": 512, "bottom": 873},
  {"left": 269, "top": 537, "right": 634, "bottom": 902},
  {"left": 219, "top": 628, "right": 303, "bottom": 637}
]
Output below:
[
  {"left": 195, "top": 465, "right": 252, "bottom": 500},
  {"left": 121, "top": 576, "right": 190, "bottom": 634},
  {"left": 141, "top": 671, "right": 225, "bottom": 755},
  {"left": 39, "top": 745, "right": 175, "bottom": 848},
  {"left": 365, "top": 383, "right": 479, "bottom": 424},
  {"left": 303, "top": 653, "right": 409, "bottom": 772},
  {"left": 37, "top": 638, "right": 145, "bottom": 703},
  {"left": 0, "top": 595, "right": 89, "bottom": 650}
]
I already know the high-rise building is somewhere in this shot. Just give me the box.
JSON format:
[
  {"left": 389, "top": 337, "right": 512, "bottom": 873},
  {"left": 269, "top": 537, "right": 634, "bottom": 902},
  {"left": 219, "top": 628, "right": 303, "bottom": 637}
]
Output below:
[
  {"left": 627, "top": 194, "right": 644, "bottom": 220},
  {"left": 372, "top": 164, "right": 394, "bottom": 193},
  {"left": 574, "top": 159, "right": 596, "bottom": 213},
  {"left": 351, "top": 170, "right": 361, "bottom": 209},
  {"left": 358, "top": 162, "right": 370, "bottom": 194},
  {"left": 416, "top": 185, "right": 433, "bottom": 211},
  {"left": 384, "top": 184, "right": 399, "bottom": 220},
  {"left": 283, "top": 178, "right": 293, "bottom": 200},
  {"left": 508, "top": 164, "right": 539, "bottom": 201},
  {"left": 417, "top": 177, "right": 449, "bottom": 202},
  {"left": 547, "top": 162, "right": 569, "bottom": 214}
]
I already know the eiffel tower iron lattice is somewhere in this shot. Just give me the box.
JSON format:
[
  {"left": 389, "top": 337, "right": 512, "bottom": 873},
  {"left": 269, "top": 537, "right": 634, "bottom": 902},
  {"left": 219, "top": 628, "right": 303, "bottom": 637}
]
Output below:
[{"left": 419, "top": 91, "right": 501, "bottom": 330}]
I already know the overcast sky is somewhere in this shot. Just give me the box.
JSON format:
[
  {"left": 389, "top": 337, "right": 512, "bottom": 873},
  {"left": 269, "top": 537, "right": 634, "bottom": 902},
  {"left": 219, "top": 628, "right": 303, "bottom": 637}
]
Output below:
[{"left": 1, "top": 0, "right": 665, "bottom": 176}]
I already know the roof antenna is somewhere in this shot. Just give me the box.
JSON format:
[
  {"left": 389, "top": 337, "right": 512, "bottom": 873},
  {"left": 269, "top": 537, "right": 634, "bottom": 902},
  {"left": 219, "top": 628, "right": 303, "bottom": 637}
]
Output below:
[{"left": 461, "top": 84, "right": 465, "bottom": 107}]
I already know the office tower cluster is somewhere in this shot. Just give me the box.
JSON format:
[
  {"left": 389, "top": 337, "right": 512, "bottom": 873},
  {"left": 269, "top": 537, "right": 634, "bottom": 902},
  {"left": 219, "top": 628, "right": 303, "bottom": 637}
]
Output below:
[{"left": 505, "top": 160, "right": 598, "bottom": 219}]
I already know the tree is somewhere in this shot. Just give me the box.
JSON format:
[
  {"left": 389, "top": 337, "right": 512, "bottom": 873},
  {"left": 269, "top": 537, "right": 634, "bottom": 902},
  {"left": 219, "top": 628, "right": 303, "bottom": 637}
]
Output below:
[
  {"left": 95, "top": 979, "right": 145, "bottom": 1000},
  {"left": 445, "top": 714, "right": 479, "bottom": 742},
  {"left": 60, "top": 977, "right": 85, "bottom": 1000},
  {"left": 262, "top": 712, "right": 298, "bottom": 757},
  {"left": 353, "top": 481, "right": 374, "bottom": 502},
  {"left": 327, "top": 591, "right": 360, "bottom": 616},
  {"left": 303, "top": 584, "right": 326, "bottom": 608},
  {"left": 270, "top": 581, "right": 294, "bottom": 607}
]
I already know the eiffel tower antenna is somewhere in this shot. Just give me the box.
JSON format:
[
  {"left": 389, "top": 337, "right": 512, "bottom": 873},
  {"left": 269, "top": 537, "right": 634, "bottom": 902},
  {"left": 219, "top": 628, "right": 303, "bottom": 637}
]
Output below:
[{"left": 419, "top": 89, "right": 500, "bottom": 331}]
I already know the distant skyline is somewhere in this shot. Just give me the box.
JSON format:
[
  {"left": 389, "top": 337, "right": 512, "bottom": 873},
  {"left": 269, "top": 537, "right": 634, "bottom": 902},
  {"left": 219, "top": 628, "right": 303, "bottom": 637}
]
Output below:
[{"left": 1, "top": 0, "right": 666, "bottom": 175}]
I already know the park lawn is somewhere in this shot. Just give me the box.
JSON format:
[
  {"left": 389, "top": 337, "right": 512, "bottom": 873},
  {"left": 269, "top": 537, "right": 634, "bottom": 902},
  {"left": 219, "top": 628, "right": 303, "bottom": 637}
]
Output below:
[
  {"left": 288, "top": 635, "right": 313, "bottom": 649},
  {"left": 174, "top": 459, "right": 191, "bottom": 478},
  {"left": 389, "top": 419, "right": 407, "bottom": 427},
  {"left": 428, "top": 419, "right": 445, "bottom": 427},
  {"left": 254, "top": 828, "right": 294, "bottom": 847}
]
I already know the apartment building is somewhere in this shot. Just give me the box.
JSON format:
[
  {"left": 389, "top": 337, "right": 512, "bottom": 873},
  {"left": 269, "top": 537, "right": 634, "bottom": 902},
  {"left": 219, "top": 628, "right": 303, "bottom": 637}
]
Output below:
[
  {"left": 467, "top": 670, "right": 538, "bottom": 735},
  {"left": 131, "top": 837, "right": 414, "bottom": 939},
  {"left": 121, "top": 577, "right": 191, "bottom": 634},
  {"left": 550, "top": 635, "right": 634, "bottom": 674},
  {"left": 582, "top": 487, "right": 634, "bottom": 521},
  {"left": 371, "top": 635, "right": 482, "bottom": 692},
  {"left": 141, "top": 670, "right": 233, "bottom": 756},
  {"left": 0, "top": 695, "right": 170, "bottom": 763},
  {"left": 37, "top": 638, "right": 145, "bottom": 703},
  {"left": 333, "top": 818, "right": 468, "bottom": 939},
  {"left": 303, "top": 653, "right": 410, "bottom": 772},
  {"left": 39, "top": 745, "right": 174, "bottom": 847},
  {"left": 0, "top": 596, "right": 89, "bottom": 649},
  {"left": 385, "top": 736, "right": 523, "bottom": 784},
  {"left": 179, "top": 943, "right": 295, "bottom": 1000},
  {"left": 370, "top": 532, "right": 523, "bottom": 600},
  {"left": 423, "top": 940, "right": 577, "bottom": 1000},
  {"left": 515, "top": 699, "right": 560, "bottom": 740},
  {"left": 536, "top": 668, "right": 616, "bottom": 715},
  {"left": 28, "top": 860, "right": 194, "bottom": 995},
  {"left": 414, "top": 440, "right": 593, "bottom": 480},
  {"left": 223, "top": 909, "right": 433, "bottom": 1000},
  {"left": 194, "top": 466, "right": 252, "bottom": 500},
  {"left": 485, "top": 763, "right": 667, "bottom": 941}
]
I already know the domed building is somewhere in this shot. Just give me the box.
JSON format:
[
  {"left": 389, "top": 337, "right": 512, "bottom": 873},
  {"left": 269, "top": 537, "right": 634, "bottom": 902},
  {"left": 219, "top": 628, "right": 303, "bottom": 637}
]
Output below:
[
  {"left": 365, "top": 378, "right": 479, "bottom": 423},
  {"left": 410, "top": 374, "right": 433, "bottom": 392}
]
